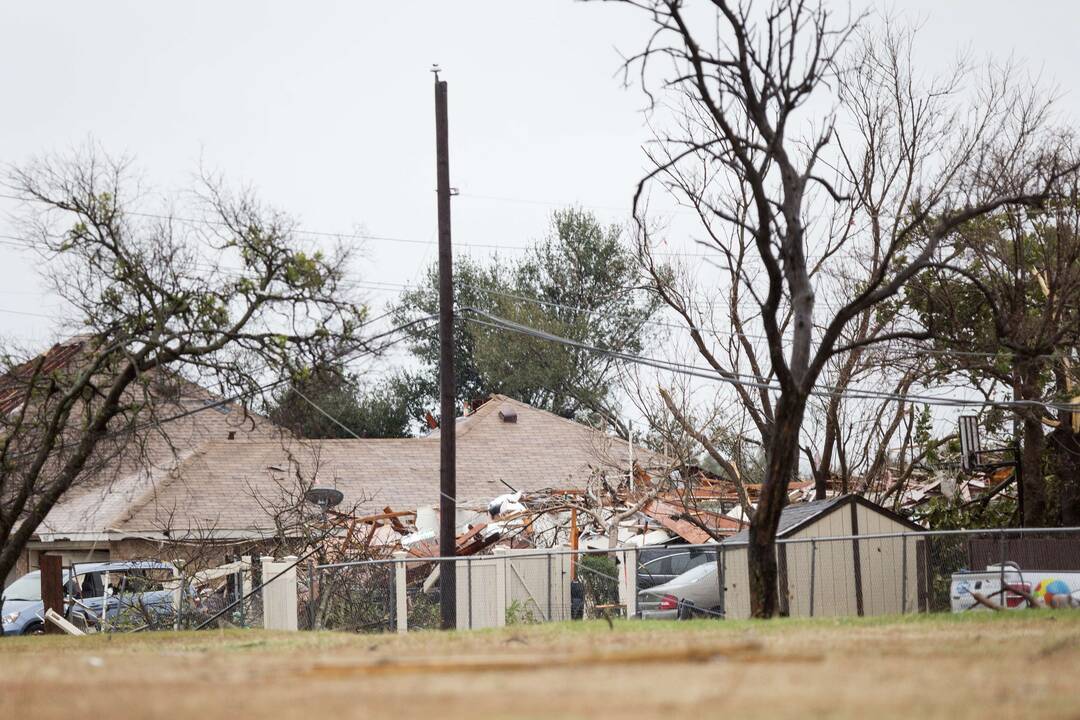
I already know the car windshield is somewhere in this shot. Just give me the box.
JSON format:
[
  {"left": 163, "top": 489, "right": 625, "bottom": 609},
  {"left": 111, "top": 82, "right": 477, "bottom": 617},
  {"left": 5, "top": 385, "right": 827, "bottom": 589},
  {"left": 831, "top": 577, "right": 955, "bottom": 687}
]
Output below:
[{"left": 2, "top": 570, "right": 73, "bottom": 601}]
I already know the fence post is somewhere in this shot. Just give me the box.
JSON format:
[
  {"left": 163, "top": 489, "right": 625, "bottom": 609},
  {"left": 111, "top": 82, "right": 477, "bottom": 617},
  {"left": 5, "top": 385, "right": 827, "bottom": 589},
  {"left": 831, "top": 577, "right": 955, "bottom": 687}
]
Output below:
[
  {"left": 900, "top": 534, "right": 908, "bottom": 614},
  {"left": 493, "top": 547, "right": 508, "bottom": 627},
  {"left": 717, "top": 545, "right": 726, "bottom": 618},
  {"left": 467, "top": 557, "right": 474, "bottom": 630},
  {"left": 393, "top": 551, "right": 408, "bottom": 634},
  {"left": 546, "top": 553, "right": 553, "bottom": 622},
  {"left": 39, "top": 554, "right": 63, "bottom": 635},
  {"left": 237, "top": 563, "right": 246, "bottom": 629},
  {"left": 261, "top": 556, "right": 298, "bottom": 632},
  {"left": 619, "top": 547, "right": 638, "bottom": 618},
  {"left": 306, "top": 562, "right": 316, "bottom": 631},
  {"left": 172, "top": 560, "right": 184, "bottom": 631},
  {"left": 809, "top": 539, "right": 817, "bottom": 618},
  {"left": 998, "top": 529, "right": 1006, "bottom": 603}
]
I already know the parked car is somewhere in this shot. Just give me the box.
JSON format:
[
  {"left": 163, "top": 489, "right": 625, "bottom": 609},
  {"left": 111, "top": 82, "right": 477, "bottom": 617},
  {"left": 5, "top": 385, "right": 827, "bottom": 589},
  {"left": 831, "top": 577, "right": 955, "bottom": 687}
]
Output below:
[
  {"left": 638, "top": 560, "right": 723, "bottom": 620},
  {"left": 2, "top": 560, "right": 179, "bottom": 635},
  {"left": 637, "top": 546, "right": 717, "bottom": 591}
]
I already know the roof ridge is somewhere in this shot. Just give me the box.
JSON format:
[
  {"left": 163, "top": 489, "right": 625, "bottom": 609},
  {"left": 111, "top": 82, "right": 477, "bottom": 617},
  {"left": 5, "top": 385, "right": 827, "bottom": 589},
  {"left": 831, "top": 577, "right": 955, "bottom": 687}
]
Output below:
[{"left": 109, "top": 446, "right": 207, "bottom": 530}]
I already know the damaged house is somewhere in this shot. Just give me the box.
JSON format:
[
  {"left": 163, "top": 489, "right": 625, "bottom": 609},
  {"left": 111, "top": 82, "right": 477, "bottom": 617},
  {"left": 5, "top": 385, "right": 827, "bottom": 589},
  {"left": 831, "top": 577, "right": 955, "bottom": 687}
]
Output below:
[{"left": 18, "top": 392, "right": 726, "bottom": 580}]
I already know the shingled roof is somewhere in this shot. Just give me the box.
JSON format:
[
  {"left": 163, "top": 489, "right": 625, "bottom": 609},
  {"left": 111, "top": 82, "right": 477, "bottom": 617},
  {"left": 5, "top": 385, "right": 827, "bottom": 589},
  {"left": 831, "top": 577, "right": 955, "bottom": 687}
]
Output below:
[
  {"left": 108, "top": 395, "right": 662, "bottom": 538},
  {"left": 0, "top": 338, "right": 88, "bottom": 414},
  {"left": 35, "top": 382, "right": 281, "bottom": 542}
]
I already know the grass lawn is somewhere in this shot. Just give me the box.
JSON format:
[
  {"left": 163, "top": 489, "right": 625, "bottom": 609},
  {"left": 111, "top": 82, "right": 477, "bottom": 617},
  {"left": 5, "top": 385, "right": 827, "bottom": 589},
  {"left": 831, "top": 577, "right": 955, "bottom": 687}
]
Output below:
[{"left": 3, "top": 612, "right": 1079, "bottom": 719}]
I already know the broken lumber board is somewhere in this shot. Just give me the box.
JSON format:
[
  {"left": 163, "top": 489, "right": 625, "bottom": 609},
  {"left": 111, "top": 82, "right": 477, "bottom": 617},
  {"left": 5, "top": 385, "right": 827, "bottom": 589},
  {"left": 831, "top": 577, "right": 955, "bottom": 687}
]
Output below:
[{"left": 45, "top": 609, "right": 85, "bottom": 636}]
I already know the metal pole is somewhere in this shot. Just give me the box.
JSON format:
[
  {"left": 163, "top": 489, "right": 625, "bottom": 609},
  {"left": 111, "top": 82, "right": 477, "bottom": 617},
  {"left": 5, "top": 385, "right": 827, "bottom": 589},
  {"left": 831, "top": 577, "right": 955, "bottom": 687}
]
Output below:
[
  {"left": 307, "top": 563, "right": 315, "bottom": 630},
  {"left": 900, "top": 535, "right": 908, "bottom": 614},
  {"left": 237, "top": 566, "right": 246, "bottom": 629},
  {"left": 570, "top": 507, "right": 578, "bottom": 581},
  {"left": 547, "top": 553, "right": 553, "bottom": 622},
  {"left": 809, "top": 539, "right": 817, "bottom": 618},
  {"left": 998, "top": 529, "right": 1006, "bottom": 601},
  {"left": 434, "top": 69, "right": 457, "bottom": 631},
  {"left": 717, "top": 546, "right": 726, "bottom": 617}
]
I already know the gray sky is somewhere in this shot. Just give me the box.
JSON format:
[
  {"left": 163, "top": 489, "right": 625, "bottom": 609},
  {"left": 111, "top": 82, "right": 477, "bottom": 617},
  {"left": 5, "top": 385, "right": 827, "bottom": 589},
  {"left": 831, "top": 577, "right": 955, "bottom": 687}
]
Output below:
[{"left": 1, "top": 0, "right": 1078, "bottom": 353}]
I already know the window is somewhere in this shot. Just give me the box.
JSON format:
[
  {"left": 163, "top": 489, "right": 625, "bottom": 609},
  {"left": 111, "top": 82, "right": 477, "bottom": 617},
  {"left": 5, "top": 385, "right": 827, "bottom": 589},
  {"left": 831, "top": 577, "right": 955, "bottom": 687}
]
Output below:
[{"left": 79, "top": 572, "right": 104, "bottom": 599}]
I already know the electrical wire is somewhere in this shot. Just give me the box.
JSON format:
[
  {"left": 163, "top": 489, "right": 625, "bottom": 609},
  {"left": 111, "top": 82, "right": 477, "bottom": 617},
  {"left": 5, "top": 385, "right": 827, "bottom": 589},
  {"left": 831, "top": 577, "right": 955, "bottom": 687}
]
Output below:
[
  {"left": 4, "top": 314, "right": 437, "bottom": 461},
  {"left": 461, "top": 307, "right": 1080, "bottom": 413},
  {"left": 454, "top": 282, "right": 1054, "bottom": 364}
]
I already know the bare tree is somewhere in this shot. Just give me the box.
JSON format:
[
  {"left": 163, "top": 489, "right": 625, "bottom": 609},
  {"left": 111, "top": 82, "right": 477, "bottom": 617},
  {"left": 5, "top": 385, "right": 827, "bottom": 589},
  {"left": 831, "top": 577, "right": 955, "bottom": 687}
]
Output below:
[
  {"left": 0, "top": 147, "right": 367, "bottom": 584},
  {"left": 609, "top": 1, "right": 1074, "bottom": 616}
]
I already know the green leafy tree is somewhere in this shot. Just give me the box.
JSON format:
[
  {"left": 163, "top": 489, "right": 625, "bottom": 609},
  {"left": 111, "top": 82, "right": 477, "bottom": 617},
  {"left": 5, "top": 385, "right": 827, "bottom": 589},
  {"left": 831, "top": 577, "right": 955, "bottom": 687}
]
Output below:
[
  {"left": 393, "top": 208, "right": 660, "bottom": 431},
  {"left": 907, "top": 197, "right": 1080, "bottom": 526},
  {"left": 269, "top": 368, "right": 414, "bottom": 439},
  {"left": 0, "top": 148, "right": 366, "bottom": 583}
]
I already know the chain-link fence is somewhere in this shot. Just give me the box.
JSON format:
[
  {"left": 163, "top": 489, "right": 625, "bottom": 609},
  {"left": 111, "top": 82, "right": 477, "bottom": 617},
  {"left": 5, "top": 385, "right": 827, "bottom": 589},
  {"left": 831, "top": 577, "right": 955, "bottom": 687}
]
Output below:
[
  {"left": 717, "top": 527, "right": 1080, "bottom": 619},
  {"left": 302, "top": 527, "right": 1080, "bottom": 632},
  {"left": 310, "top": 546, "right": 642, "bottom": 632}
]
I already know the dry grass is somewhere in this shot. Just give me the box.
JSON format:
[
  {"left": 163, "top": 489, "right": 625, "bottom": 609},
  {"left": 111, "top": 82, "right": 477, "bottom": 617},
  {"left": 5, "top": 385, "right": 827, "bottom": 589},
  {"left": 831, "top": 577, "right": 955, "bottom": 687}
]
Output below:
[{"left": 3, "top": 612, "right": 1080, "bottom": 719}]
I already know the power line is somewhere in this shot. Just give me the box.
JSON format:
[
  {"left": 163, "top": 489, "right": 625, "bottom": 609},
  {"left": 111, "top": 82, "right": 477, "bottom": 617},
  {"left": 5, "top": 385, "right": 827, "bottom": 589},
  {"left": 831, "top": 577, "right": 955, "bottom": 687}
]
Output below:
[
  {"left": 5, "top": 315, "right": 437, "bottom": 462},
  {"left": 457, "top": 283, "right": 1046, "bottom": 364},
  {"left": 0, "top": 193, "right": 726, "bottom": 259},
  {"left": 461, "top": 307, "right": 1079, "bottom": 413},
  {"left": 2, "top": 204, "right": 1070, "bottom": 365}
]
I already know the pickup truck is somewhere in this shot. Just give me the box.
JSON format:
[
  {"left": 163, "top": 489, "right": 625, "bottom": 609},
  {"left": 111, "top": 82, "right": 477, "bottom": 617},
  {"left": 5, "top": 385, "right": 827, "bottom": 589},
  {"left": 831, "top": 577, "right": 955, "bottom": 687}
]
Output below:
[{"left": 950, "top": 563, "right": 1080, "bottom": 612}]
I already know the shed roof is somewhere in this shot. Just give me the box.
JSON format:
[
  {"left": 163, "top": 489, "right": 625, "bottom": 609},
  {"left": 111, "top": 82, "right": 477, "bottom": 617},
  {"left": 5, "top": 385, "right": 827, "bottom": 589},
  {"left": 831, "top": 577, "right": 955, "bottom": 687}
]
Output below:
[{"left": 722, "top": 494, "right": 921, "bottom": 545}]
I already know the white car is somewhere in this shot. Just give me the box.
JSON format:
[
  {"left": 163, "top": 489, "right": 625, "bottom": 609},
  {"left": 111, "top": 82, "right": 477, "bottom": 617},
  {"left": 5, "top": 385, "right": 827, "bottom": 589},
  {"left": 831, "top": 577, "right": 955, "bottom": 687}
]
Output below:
[{"left": 637, "top": 561, "right": 723, "bottom": 620}]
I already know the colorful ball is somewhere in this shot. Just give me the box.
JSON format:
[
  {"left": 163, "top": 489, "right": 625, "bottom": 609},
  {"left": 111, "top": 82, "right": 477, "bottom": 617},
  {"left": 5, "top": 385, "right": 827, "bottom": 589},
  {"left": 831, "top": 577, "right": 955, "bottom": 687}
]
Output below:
[{"left": 1033, "top": 578, "right": 1072, "bottom": 607}]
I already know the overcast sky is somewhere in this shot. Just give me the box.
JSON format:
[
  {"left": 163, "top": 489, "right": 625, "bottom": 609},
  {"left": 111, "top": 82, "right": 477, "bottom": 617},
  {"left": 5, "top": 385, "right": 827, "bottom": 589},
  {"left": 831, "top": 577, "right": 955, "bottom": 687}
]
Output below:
[{"left": 2, "top": 0, "right": 1078, "bottom": 356}]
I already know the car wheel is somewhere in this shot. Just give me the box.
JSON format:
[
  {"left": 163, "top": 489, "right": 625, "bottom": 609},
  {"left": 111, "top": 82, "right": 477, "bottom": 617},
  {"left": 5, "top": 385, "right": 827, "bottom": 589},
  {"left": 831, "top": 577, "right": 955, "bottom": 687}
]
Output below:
[
  {"left": 677, "top": 599, "right": 696, "bottom": 620},
  {"left": 24, "top": 622, "right": 45, "bottom": 636}
]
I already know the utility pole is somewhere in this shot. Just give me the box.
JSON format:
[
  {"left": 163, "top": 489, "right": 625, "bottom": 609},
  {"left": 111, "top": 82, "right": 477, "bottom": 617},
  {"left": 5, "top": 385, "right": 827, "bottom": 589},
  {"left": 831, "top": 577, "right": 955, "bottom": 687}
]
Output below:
[{"left": 434, "top": 67, "right": 457, "bottom": 630}]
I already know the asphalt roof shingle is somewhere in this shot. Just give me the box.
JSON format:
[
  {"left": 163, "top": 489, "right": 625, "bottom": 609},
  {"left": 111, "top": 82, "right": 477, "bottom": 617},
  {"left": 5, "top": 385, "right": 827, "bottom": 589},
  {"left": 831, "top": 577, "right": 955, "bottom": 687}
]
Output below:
[{"left": 110, "top": 395, "right": 664, "bottom": 537}]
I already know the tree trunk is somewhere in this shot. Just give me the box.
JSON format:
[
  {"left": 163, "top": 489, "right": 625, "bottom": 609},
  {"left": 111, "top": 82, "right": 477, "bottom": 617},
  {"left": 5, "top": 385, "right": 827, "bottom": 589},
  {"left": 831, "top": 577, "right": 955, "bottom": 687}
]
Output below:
[
  {"left": 748, "top": 393, "right": 808, "bottom": 618},
  {"left": 1021, "top": 414, "right": 1047, "bottom": 526},
  {"left": 814, "top": 404, "right": 838, "bottom": 500},
  {"left": 1048, "top": 423, "right": 1080, "bottom": 525},
  {"left": 1016, "top": 359, "right": 1048, "bottom": 526}
]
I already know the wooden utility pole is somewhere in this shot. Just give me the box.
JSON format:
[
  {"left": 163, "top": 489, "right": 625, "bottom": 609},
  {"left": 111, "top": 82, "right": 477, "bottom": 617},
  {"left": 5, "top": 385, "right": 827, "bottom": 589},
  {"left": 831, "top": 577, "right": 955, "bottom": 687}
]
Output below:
[{"left": 434, "top": 68, "right": 457, "bottom": 630}]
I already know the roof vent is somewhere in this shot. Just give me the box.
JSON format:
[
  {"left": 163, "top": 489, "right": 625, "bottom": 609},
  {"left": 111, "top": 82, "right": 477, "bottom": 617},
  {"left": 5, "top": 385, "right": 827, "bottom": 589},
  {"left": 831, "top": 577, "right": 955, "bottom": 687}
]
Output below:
[{"left": 498, "top": 405, "right": 518, "bottom": 423}]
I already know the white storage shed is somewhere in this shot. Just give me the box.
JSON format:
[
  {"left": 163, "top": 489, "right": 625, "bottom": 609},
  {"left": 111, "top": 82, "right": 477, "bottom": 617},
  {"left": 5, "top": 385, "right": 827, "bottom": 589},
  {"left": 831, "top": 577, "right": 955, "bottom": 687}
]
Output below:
[{"left": 719, "top": 495, "right": 924, "bottom": 619}]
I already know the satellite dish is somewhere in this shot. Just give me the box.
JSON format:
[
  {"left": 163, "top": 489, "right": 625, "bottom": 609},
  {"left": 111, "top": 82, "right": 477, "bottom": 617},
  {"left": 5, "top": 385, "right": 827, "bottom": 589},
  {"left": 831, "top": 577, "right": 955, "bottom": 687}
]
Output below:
[{"left": 304, "top": 487, "right": 344, "bottom": 511}]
